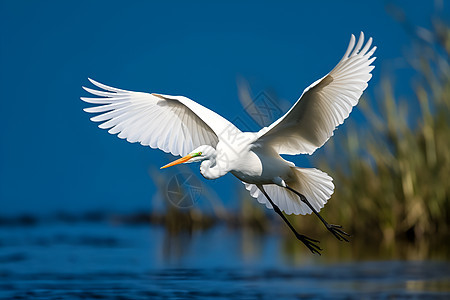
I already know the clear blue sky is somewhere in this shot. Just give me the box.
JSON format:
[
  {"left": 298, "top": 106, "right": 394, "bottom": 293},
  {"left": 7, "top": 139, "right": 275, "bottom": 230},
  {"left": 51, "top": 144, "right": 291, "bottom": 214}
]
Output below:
[{"left": 0, "top": 1, "right": 446, "bottom": 215}]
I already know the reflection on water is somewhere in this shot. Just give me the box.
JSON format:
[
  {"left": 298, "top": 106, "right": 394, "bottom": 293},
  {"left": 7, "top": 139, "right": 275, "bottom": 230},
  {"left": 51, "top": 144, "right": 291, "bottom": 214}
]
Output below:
[{"left": 0, "top": 220, "right": 449, "bottom": 299}]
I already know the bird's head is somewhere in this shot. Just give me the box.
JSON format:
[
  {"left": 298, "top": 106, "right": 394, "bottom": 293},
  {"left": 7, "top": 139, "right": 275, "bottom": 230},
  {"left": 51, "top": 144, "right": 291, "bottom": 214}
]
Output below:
[{"left": 160, "top": 145, "right": 216, "bottom": 169}]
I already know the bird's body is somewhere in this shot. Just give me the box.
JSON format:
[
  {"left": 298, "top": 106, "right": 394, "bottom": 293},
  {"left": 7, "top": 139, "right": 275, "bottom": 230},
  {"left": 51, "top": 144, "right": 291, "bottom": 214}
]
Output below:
[
  {"left": 82, "top": 32, "right": 376, "bottom": 254},
  {"left": 199, "top": 131, "right": 292, "bottom": 184},
  {"left": 230, "top": 147, "right": 293, "bottom": 185}
]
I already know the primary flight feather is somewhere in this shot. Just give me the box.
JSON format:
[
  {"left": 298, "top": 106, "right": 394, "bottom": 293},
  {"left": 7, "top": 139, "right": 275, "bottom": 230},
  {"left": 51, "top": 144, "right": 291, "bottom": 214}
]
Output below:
[{"left": 82, "top": 32, "right": 376, "bottom": 254}]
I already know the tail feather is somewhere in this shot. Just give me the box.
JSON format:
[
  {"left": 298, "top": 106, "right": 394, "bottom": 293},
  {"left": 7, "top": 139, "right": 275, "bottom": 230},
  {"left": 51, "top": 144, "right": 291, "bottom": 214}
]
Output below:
[{"left": 244, "top": 168, "right": 334, "bottom": 215}]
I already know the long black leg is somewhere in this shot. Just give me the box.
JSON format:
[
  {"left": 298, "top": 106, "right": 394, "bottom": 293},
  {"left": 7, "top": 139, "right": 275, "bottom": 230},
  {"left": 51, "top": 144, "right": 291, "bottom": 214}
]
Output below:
[
  {"left": 257, "top": 185, "right": 322, "bottom": 255},
  {"left": 285, "top": 185, "right": 350, "bottom": 242}
]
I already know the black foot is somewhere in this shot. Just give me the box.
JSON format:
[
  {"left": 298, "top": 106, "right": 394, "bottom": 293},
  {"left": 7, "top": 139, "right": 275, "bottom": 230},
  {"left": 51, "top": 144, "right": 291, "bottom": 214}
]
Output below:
[
  {"left": 327, "top": 224, "right": 350, "bottom": 242},
  {"left": 295, "top": 233, "right": 322, "bottom": 255}
]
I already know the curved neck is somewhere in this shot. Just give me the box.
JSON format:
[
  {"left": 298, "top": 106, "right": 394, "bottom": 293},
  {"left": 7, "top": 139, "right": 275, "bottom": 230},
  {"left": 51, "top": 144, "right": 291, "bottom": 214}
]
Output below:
[{"left": 200, "top": 156, "right": 227, "bottom": 180}]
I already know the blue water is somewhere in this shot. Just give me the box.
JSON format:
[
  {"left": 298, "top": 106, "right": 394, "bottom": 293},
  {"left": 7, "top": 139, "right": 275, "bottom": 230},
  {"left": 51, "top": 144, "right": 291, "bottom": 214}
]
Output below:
[{"left": 1, "top": 222, "right": 449, "bottom": 299}]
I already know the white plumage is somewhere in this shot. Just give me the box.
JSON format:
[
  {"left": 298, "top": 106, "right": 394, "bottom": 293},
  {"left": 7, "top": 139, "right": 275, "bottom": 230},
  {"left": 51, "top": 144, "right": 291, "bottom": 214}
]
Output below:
[
  {"left": 81, "top": 32, "right": 376, "bottom": 254},
  {"left": 256, "top": 33, "right": 376, "bottom": 155},
  {"left": 245, "top": 167, "right": 334, "bottom": 215},
  {"left": 82, "top": 82, "right": 238, "bottom": 157}
]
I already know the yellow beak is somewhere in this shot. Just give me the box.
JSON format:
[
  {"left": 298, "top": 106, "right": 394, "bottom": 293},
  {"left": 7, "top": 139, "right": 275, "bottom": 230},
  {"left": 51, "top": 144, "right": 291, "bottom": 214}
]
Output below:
[{"left": 160, "top": 154, "right": 194, "bottom": 169}]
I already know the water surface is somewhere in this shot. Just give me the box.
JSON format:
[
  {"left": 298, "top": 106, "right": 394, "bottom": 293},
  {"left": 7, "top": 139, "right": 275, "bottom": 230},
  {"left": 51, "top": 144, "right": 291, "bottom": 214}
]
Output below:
[{"left": 1, "top": 221, "right": 449, "bottom": 299}]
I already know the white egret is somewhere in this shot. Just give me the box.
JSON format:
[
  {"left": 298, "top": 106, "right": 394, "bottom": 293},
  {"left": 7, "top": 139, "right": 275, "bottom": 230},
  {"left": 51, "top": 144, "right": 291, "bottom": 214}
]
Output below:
[{"left": 81, "top": 32, "right": 376, "bottom": 254}]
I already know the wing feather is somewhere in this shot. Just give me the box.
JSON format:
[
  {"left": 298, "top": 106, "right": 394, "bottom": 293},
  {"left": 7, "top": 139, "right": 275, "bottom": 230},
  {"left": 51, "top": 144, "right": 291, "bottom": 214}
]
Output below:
[
  {"left": 81, "top": 79, "right": 239, "bottom": 157},
  {"left": 255, "top": 32, "right": 376, "bottom": 155}
]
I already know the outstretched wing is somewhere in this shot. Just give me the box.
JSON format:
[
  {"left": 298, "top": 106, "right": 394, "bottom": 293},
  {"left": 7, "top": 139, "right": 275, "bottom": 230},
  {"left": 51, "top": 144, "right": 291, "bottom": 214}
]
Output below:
[
  {"left": 81, "top": 79, "right": 239, "bottom": 157},
  {"left": 255, "top": 32, "right": 376, "bottom": 155}
]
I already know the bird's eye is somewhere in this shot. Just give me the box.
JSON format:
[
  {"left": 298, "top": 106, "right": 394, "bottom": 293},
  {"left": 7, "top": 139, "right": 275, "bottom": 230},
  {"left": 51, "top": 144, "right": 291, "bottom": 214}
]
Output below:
[{"left": 198, "top": 152, "right": 202, "bottom": 155}]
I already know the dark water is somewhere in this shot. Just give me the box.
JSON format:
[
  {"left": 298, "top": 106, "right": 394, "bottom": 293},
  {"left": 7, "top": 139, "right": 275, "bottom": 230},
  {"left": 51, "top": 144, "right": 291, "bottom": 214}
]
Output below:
[{"left": 1, "top": 222, "right": 449, "bottom": 299}]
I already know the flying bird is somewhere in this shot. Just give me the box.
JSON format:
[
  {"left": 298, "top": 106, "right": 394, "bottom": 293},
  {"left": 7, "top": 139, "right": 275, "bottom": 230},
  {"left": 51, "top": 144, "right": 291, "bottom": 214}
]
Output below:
[{"left": 81, "top": 32, "right": 376, "bottom": 254}]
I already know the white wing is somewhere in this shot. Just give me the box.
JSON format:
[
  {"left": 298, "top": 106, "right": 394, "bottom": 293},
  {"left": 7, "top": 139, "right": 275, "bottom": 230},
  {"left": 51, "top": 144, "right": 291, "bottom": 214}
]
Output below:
[
  {"left": 81, "top": 79, "right": 239, "bottom": 157},
  {"left": 255, "top": 32, "right": 376, "bottom": 155}
]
